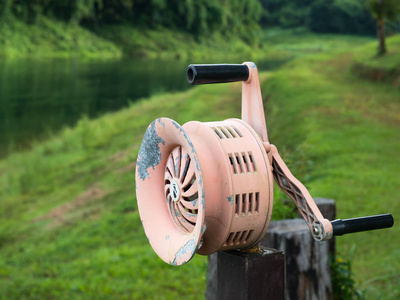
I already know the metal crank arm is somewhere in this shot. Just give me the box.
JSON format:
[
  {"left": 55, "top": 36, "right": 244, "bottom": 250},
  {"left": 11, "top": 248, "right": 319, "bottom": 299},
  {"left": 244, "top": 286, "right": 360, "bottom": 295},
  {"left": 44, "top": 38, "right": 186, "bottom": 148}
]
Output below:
[{"left": 268, "top": 145, "right": 333, "bottom": 241}]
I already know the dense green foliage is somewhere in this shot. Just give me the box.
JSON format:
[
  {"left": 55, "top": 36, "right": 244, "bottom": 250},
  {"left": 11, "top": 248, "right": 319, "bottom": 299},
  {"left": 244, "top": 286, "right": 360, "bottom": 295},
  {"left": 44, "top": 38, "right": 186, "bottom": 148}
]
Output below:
[
  {"left": 366, "top": 0, "right": 400, "bottom": 22},
  {"left": 1, "top": 0, "right": 400, "bottom": 59},
  {"left": 0, "top": 17, "right": 291, "bottom": 59},
  {"left": 0, "top": 0, "right": 262, "bottom": 43},
  {"left": 0, "top": 0, "right": 267, "bottom": 58},
  {"left": 309, "top": 0, "right": 376, "bottom": 34},
  {"left": 365, "top": 0, "right": 400, "bottom": 54},
  {"left": 260, "top": 0, "right": 376, "bottom": 35},
  {"left": 260, "top": 0, "right": 314, "bottom": 28}
]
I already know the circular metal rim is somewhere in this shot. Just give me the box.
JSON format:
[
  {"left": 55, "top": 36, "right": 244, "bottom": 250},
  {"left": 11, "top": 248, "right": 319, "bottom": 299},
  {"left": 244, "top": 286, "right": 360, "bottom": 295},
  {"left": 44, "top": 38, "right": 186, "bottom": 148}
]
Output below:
[{"left": 135, "top": 118, "right": 205, "bottom": 265}]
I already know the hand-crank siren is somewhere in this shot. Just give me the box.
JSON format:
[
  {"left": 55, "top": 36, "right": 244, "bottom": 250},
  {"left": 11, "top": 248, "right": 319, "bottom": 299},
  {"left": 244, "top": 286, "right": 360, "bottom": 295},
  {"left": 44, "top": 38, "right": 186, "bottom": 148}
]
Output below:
[{"left": 135, "top": 62, "right": 394, "bottom": 265}]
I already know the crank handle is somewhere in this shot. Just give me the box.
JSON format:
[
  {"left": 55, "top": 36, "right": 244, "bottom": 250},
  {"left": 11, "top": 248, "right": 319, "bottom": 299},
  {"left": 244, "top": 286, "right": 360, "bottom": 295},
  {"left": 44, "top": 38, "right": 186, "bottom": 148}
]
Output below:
[
  {"left": 186, "top": 64, "right": 249, "bottom": 85},
  {"left": 331, "top": 214, "right": 394, "bottom": 236}
]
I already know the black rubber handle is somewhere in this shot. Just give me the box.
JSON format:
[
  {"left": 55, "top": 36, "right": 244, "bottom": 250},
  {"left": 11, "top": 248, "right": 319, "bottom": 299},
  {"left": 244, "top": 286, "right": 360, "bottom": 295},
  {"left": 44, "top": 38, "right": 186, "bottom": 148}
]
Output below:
[
  {"left": 332, "top": 213, "right": 394, "bottom": 236},
  {"left": 187, "top": 64, "right": 249, "bottom": 85}
]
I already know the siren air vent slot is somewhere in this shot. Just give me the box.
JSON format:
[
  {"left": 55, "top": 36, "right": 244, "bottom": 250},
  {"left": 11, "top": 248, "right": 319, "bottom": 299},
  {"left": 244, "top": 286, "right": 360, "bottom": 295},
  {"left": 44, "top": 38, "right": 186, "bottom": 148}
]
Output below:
[
  {"left": 241, "top": 193, "right": 247, "bottom": 214},
  {"left": 228, "top": 154, "right": 238, "bottom": 174},
  {"left": 233, "top": 127, "right": 243, "bottom": 137},
  {"left": 212, "top": 126, "right": 243, "bottom": 139},
  {"left": 248, "top": 153, "right": 256, "bottom": 172},
  {"left": 213, "top": 127, "right": 224, "bottom": 139},
  {"left": 228, "top": 152, "right": 256, "bottom": 175},
  {"left": 255, "top": 192, "right": 260, "bottom": 213},
  {"left": 234, "top": 192, "right": 260, "bottom": 216},
  {"left": 220, "top": 127, "right": 233, "bottom": 138},
  {"left": 223, "top": 230, "right": 255, "bottom": 246}
]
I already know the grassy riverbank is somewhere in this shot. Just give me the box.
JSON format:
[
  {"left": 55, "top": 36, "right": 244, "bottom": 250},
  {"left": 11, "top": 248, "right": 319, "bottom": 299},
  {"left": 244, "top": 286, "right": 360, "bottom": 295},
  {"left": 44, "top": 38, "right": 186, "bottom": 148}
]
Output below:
[
  {"left": 1, "top": 17, "right": 373, "bottom": 61},
  {"left": 1, "top": 34, "right": 399, "bottom": 299},
  {"left": 0, "top": 17, "right": 122, "bottom": 58},
  {"left": 0, "top": 16, "right": 288, "bottom": 60}
]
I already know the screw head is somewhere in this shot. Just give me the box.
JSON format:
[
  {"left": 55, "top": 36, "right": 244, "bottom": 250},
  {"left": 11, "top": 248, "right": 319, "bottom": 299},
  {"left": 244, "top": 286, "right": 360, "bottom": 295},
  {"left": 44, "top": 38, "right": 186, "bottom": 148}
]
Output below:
[
  {"left": 313, "top": 226, "right": 321, "bottom": 236},
  {"left": 171, "top": 179, "right": 180, "bottom": 202}
]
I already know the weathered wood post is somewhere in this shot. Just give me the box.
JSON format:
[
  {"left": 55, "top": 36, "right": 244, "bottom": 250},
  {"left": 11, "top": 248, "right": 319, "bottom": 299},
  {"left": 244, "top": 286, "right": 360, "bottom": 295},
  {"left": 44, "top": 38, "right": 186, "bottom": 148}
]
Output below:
[
  {"left": 206, "top": 198, "right": 336, "bottom": 300},
  {"left": 217, "top": 247, "right": 284, "bottom": 300},
  {"left": 260, "top": 221, "right": 332, "bottom": 300}
]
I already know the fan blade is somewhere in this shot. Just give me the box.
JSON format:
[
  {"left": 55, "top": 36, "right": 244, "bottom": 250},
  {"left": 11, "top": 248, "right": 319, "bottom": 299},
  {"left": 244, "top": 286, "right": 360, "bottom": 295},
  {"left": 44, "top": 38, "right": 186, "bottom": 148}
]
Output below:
[
  {"left": 182, "top": 181, "right": 198, "bottom": 198},
  {"left": 171, "top": 146, "right": 181, "bottom": 178},
  {"left": 180, "top": 198, "right": 198, "bottom": 210},
  {"left": 178, "top": 202, "right": 197, "bottom": 224},
  {"left": 180, "top": 150, "right": 190, "bottom": 182}
]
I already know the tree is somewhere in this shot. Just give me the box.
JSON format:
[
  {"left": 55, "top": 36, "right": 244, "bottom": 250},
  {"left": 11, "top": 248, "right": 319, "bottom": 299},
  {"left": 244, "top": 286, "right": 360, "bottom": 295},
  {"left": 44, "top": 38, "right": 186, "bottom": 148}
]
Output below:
[{"left": 367, "top": 0, "right": 400, "bottom": 55}]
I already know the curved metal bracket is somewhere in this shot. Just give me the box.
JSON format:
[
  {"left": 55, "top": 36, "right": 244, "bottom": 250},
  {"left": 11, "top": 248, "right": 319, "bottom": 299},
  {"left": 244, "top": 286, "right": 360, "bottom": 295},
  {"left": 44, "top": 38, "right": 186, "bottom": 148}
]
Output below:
[{"left": 269, "top": 145, "right": 333, "bottom": 241}]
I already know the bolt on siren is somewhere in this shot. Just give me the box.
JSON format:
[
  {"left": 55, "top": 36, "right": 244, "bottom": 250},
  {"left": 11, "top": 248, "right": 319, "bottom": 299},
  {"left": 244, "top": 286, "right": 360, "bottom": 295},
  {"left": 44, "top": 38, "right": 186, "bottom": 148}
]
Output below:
[{"left": 135, "top": 62, "right": 394, "bottom": 266}]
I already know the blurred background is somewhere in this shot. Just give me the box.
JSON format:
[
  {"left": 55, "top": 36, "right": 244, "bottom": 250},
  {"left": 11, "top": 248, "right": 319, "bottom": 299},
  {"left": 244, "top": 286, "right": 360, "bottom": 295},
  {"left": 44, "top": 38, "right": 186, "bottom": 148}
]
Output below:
[{"left": 0, "top": 0, "right": 399, "bottom": 299}]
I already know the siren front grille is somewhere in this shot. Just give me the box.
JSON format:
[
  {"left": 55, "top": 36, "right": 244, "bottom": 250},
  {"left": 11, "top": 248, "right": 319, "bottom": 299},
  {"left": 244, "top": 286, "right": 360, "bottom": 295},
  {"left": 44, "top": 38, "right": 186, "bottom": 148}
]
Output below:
[{"left": 164, "top": 145, "right": 199, "bottom": 232}]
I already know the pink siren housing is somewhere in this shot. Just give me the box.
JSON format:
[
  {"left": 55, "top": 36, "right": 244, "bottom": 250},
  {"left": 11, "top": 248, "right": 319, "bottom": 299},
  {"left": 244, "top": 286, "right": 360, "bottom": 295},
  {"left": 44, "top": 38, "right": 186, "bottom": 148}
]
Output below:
[{"left": 135, "top": 117, "right": 273, "bottom": 265}]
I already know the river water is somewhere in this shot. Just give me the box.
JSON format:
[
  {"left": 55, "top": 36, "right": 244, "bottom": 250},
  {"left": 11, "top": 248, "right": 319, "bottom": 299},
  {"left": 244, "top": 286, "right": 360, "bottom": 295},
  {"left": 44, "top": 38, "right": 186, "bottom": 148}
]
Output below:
[{"left": 0, "top": 57, "right": 286, "bottom": 158}]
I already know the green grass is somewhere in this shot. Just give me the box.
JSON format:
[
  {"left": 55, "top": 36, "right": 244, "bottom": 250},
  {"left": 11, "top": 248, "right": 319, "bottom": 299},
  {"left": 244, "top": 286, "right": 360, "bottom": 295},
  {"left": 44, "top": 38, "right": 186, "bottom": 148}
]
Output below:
[
  {"left": 263, "top": 49, "right": 400, "bottom": 299},
  {"left": 0, "top": 80, "right": 246, "bottom": 299},
  {"left": 262, "top": 27, "right": 374, "bottom": 58}
]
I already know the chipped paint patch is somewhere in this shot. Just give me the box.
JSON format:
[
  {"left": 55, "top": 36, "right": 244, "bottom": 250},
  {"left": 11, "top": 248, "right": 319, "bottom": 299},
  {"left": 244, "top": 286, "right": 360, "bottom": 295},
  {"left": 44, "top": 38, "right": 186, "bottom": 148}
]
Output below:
[
  {"left": 166, "top": 235, "right": 170, "bottom": 240},
  {"left": 137, "top": 121, "right": 165, "bottom": 181},
  {"left": 172, "top": 120, "right": 181, "bottom": 130},
  {"left": 196, "top": 176, "right": 206, "bottom": 210},
  {"left": 197, "top": 238, "right": 204, "bottom": 250},
  {"left": 227, "top": 195, "right": 234, "bottom": 206},
  {"left": 157, "top": 118, "right": 165, "bottom": 127},
  {"left": 201, "top": 187, "right": 205, "bottom": 210},
  {"left": 170, "top": 237, "right": 196, "bottom": 265},
  {"left": 172, "top": 120, "right": 197, "bottom": 158},
  {"left": 174, "top": 154, "right": 179, "bottom": 176},
  {"left": 191, "top": 198, "right": 198, "bottom": 207}
]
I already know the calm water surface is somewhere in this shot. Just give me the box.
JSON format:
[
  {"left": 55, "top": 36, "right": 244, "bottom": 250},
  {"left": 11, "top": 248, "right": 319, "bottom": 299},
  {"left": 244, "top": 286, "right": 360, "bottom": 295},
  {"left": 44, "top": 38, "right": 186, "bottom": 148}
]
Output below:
[{"left": 0, "top": 57, "right": 286, "bottom": 158}]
